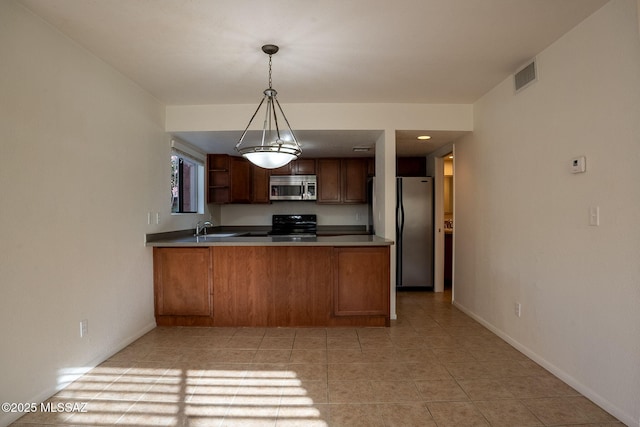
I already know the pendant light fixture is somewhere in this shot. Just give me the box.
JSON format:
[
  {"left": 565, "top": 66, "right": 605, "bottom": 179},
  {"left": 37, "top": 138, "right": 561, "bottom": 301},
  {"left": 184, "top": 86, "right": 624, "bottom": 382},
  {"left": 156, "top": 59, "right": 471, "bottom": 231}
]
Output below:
[{"left": 235, "top": 44, "right": 301, "bottom": 169}]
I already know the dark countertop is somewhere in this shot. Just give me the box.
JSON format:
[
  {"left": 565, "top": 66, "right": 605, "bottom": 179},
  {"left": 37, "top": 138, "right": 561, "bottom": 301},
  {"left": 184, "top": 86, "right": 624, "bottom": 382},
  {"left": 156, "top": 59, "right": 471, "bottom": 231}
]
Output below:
[
  {"left": 146, "top": 234, "right": 393, "bottom": 247},
  {"left": 145, "top": 226, "right": 391, "bottom": 247}
]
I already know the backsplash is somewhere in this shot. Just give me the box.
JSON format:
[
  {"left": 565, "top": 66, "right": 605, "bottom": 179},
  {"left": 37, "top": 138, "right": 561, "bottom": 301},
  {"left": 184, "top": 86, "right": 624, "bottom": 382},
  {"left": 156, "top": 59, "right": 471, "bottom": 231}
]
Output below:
[{"left": 219, "top": 202, "right": 369, "bottom": 226}]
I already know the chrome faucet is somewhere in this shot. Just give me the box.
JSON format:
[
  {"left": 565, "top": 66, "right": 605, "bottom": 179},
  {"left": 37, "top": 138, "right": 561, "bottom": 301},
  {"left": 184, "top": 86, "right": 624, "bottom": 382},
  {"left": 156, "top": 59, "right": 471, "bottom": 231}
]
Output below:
[{"left": 195, "top": 220, "right": 213, "bottom": 236}]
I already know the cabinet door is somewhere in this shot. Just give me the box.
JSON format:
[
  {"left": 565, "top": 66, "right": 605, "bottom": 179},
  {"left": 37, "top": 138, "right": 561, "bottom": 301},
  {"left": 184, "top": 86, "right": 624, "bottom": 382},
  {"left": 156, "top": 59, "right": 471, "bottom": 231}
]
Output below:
[
  {"left": 229, "top": 157, "right": 251, "bottom": 203},
  {"left": 316, "top": 159, "right": 342, "bottom": 203},
  {"left": 397, "top": 157, "right": 427, "bottom": 177},
  {"left": 333, "top": 247, "right": 390, "bottom": 317},
  {"left": 250, "top": 164, "right": 270, "bottom": 203},
  {"left": 293, "top": 159, "right": 316, "bottom": 175},
  {"left": 269, "top": 163, "right": 292, "bottom": 175},
  {"left": 212, "top": 246, "right": 333, "bottom": 327},
  {"left": 342, "top": 158, "right": 367, "bottom": 204},
  {"left": 154, "top": 248, "right": 212, "bottom": 316}
]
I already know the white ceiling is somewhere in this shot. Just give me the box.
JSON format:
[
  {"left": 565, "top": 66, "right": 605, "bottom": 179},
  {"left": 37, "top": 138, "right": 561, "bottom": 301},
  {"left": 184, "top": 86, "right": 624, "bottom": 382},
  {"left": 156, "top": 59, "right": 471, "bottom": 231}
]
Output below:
[{"left": 19, "top": 0, "right": 607, "bottom": 157}]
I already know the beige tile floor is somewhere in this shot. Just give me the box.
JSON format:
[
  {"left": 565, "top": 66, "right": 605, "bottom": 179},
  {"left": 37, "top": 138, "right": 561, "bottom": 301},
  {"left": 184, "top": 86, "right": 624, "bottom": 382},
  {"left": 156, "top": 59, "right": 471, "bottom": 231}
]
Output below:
[{"left": 13, "top": 291, "right": 623, "bottom": 426}]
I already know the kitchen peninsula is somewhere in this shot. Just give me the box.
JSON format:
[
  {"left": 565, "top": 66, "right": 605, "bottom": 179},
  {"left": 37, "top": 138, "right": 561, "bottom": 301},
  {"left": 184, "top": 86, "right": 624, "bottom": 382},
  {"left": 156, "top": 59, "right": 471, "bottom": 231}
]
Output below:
[{"left": 146, "top": 234, "right": 393, "bottom": 328}]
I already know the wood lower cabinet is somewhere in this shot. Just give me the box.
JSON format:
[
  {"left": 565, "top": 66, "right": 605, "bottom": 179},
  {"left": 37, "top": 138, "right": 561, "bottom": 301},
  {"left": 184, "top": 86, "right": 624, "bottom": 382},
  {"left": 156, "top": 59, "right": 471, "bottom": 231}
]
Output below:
[
  {"left": 153, "top": 247, "right": 213, "bottom": 325},
  {"left": 212, "top": 246, "right": 333, "bottom": 327},
  {"left": 152, "top": 245, "right": 390, "bottom": 327},
  {"left": 333, "top": 247, "right": 390, "bottom": 319}
]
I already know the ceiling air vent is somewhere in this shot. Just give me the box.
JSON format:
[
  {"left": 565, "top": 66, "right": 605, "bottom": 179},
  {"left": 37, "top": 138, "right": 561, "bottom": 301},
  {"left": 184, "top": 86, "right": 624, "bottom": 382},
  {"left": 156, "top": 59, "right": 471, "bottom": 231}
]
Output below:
[{"left": 514, "top": 59, "right": 537, "bottom": 93}]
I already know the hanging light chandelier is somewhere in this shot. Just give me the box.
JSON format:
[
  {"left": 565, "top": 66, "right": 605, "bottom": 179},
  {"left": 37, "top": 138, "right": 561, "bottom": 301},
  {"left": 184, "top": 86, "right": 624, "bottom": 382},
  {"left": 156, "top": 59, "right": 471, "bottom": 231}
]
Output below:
[{"left": 235, "top": 44, "right": 301, "bottom": 169}]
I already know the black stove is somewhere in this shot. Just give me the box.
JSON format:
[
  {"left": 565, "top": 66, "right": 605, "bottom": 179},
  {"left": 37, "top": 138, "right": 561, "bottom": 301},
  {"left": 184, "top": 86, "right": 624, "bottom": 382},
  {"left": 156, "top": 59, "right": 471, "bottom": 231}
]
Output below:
[{"left": 269, "top": 214, "right": 317, "bottom": 237}]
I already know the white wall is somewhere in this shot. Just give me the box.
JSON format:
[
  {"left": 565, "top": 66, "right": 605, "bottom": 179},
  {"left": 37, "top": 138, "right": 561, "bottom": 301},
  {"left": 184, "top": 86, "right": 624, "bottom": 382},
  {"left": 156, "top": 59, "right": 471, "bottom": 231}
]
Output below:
[
  {"left": 221, "top": 203, "right": 368, "bottom": 226},
  {"left": 166, "top": 103, "right": 473, "bottom": 133},
  {"left": 0, "top": 2, "right": 204, "bottom": 425},
  {"left": 453, "top": 1, "right": 640, "bottom": 424}
]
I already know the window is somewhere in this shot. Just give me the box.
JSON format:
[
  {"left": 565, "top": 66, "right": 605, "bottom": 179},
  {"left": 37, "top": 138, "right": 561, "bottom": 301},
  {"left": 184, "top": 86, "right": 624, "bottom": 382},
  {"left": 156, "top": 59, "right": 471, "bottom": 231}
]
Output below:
[{"left": 170, "top": 141, "right": 205, "bottom": 214}]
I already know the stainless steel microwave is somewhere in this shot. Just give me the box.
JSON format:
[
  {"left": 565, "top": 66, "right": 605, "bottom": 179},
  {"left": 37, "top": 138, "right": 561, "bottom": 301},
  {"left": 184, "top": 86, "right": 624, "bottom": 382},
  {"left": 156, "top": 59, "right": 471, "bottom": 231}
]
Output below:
[{"left": 269, "top": 175, "right": 317, "bottom": 201}]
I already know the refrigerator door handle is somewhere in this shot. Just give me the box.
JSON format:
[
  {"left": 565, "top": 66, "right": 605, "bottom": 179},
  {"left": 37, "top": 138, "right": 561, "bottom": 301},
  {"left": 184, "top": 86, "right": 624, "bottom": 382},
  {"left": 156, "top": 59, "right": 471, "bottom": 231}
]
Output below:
[
  {"left": 400, "top": 200, "right": 405, "bottom": 235},
  {"left": 396, "top": 180, "right": 403, "bottom": 238},
  {"left": 396, "top": 178, "right": 404, "bottom": 287}
]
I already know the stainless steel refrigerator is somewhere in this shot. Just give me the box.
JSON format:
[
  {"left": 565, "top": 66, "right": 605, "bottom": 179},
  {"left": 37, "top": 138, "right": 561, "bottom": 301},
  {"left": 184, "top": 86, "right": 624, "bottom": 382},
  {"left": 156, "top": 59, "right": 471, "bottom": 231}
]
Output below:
[{"left": 396, "top": 177, "right": 434, "bottom": 289}]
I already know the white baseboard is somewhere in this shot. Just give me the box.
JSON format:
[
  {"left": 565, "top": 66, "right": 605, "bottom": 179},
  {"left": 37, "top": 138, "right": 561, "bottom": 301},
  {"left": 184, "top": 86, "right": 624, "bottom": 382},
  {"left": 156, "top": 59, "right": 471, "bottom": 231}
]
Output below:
[{"left": 452, "top": 300, "right": 635, "bottom": 427}]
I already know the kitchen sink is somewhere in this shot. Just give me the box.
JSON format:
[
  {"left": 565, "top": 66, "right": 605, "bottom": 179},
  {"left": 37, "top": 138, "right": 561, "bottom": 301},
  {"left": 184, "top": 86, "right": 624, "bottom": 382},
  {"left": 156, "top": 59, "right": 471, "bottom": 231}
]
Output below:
[{"left": 196, "top": 232, "right": 248, "bottom": 238}]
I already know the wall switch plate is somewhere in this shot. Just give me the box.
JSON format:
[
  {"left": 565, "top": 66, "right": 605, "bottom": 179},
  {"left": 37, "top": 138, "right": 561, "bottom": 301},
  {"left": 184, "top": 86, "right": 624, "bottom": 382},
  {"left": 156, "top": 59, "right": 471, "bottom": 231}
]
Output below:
[
  {"left": 515, "top": 303, "right": 522, "bottom": 318},
  {"left": 571, "top": 156, "right": 586, "bottom": 173},
  {"left": 80, "top": 319, "right": 88, "bottom": 338}
]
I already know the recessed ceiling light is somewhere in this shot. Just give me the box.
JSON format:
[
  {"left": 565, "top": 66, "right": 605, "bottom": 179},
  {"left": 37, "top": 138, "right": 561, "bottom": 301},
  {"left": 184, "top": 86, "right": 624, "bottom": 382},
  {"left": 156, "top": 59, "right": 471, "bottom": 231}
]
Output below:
[
  {"left": 417, "top": 135, "right": 431, "bottom": 140},
  {"left": 448, "top": 155, "right": 454, "bottom": 159}
]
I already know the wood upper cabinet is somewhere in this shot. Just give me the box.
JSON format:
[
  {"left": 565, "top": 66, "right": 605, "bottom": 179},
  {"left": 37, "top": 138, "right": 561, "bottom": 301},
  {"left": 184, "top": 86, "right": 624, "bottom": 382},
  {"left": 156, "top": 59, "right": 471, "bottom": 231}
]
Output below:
[
  {"left": 316, "top": 159, "right": 342, "bottom": 203},
  {"left": 207, "top": 154, "right": 251, "bottom": 204},
  {"left": 333, "top": 246, "right": 390, "bottom": 319},
  {"left": 207, "top": 154, "right": 230, "bottom": 203},
  {"left": 250, "top": 163, "right": 270, "bottom": 203},
  {"left": 153, "top": 247, "right": 212, "bottom": 317},
  {"left": 229, "top": 156, "right": 251, "bottom": 203},
  {"left": 208, "top": 154, "right": 364, "bottom": 204},
  {"left": 397, "top": 157, "right": 427, "bottom": 177},
  {"left": 293, "top": 158, "right": 316, "bottom": 175},
  {"left": 317, "top": 158, "right": 367, "bottom": 204},
  {"left": 268, "top": 162, "right": 292, "bottom": 176},
  {"left": 342, "top": 158, "right": 367, "bottom": 203},
  {"left": 269, "top": 159, "right": 316, "bottom": 175}
]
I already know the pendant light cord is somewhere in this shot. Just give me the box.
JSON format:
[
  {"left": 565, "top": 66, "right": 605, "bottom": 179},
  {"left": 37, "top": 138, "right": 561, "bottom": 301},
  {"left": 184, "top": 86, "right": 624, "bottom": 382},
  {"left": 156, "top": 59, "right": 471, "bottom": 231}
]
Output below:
[{"left": 268, "top": 54, "right": 273, "bottom": 89}]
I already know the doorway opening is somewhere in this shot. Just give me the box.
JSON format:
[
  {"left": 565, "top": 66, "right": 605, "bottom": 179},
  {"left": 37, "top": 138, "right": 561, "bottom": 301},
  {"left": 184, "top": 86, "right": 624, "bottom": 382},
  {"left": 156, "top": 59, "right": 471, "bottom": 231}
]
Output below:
[
  {"left": 443, "top": 153, "right": 454, "bottom": 290},
  {"left": 433, "top": 151, "right": 454, "bottom": 299}
]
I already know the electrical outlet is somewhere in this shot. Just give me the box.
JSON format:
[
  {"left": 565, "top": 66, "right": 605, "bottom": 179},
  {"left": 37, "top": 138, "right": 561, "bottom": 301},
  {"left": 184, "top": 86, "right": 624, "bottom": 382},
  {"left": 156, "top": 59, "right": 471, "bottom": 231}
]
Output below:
[
  {"left": 515, "top": 303, "right": 522, "bottom": 318},
  {"left": 589, "top": 206, "right": 600, "bottom": 226},
  {"left": 80, "top": 319, "right": 88, "bottom": 338}
]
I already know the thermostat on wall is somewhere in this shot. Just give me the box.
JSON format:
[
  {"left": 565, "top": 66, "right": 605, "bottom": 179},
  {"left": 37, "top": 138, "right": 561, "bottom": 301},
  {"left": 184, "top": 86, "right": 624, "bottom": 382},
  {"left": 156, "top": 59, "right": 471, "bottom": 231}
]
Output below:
[{"left": 571, "top": 156, "right": 586, "bottom": 173}]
